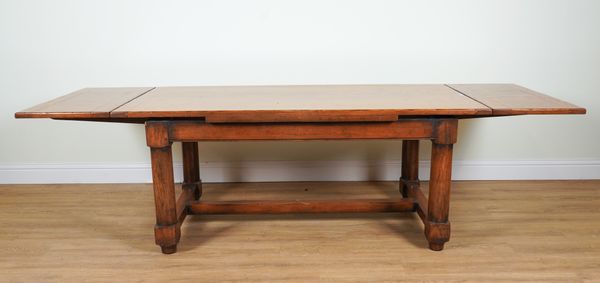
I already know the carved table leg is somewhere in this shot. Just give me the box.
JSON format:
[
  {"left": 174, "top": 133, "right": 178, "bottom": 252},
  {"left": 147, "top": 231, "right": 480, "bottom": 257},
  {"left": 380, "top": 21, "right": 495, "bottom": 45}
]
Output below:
[
  {"left": 425, "top": 120, "right": 457, "bottom": 251},
  {"left": 182, "top": 142, "right": 202, "bottom": 200},
  {"left": 146, "top": 122, "right": 180, "bottom": 254},
  {"left": 400, "top": 140, "right": 420, "bottom": 198}
]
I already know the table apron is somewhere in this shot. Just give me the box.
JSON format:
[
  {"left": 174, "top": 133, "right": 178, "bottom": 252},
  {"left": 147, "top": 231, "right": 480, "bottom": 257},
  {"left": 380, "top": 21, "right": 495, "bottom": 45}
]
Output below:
[{"left": 145, "top": 119, "right": 457, "bottom": 142}]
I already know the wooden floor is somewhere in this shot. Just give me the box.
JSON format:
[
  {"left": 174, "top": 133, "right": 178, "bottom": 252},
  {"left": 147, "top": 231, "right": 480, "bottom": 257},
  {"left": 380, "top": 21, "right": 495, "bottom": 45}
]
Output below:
[{"left": 1, "top": 180, "right": 599, "bottom": 282}]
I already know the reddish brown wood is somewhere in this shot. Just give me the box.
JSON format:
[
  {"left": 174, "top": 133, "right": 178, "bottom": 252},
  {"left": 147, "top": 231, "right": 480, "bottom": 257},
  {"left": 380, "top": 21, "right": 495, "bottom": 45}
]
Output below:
[
  {"left": 400, "top": 140, "right": 429, "bottom": 224},
  {"left": 176, "top": 187, "right": 193, "bottom": 222},
  {"left": 169, "top": 120, "right": 435, "bottom": 141},
  {"left": 433, "top": 119, "right": 458, "bottom": 145},
  {"left": 401, "top": 142, "right": 408, "bottom": 197},
  {"left": 110, "top": 85, "right": 492, "bottom": 121},
  {"left": 187, "top": 199, "right": 416, "bottom": 215},
  {"left": 145, "top": 121, "right": 170, "bottom": 148},
  {"left": 204, "top": 110, "right": 402, "bottom": 123},
  {"left": 427, "top": 143, "right": 453, "bottom": 221},
  {"left": 182, "top": 142, "right": 202, "bottom": 200},
  {"left": 14, "top": 87, "right": 154, "bottom": 119},
  {"left": 400, "top": 140, "right": 420, "bottom": 198},
  {"left": 152, "top": 119, "right": 461, "bottom": 253},
  {"left": 425, "top": 138, "right": 455, "bottom": 251},
  {"left": 408, "top": 184, "right": 428, "bottom": 224},
  {"left": 16, "top": 84, "right": 587, "bottom": 122},
  {"left": 448, "top": 84, "right": 586, "bottom": 115},
  {"left": 147, "top": 122, "right": 180, "bottom": 254}
]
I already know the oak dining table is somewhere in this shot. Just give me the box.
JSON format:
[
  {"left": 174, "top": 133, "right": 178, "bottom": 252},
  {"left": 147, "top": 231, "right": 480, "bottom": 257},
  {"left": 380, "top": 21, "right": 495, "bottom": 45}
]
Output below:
[{"left": 15, "top": 84, "right": 585, "bottom": 254}]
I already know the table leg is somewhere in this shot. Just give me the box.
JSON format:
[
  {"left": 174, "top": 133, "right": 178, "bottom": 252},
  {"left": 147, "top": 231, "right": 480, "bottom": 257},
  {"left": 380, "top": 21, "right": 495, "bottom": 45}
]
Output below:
[
  {"left": 425, "top": 122, "right": 455, "bottom": 251},
  {"left": 147, "top": 122, "right": 180, "bottom": 254},
  {"left": 400, "top": 140, "right": 419, "bottom": 198},
  {"left": 182, "top": 142, "right": 202, "bottom": 200}
]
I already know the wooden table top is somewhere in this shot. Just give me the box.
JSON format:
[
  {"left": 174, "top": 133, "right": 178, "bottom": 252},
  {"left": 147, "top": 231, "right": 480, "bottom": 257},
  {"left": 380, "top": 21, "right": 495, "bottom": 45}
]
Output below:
[{"left": 15, "top": 84, "right": 585, "bottom": 122}]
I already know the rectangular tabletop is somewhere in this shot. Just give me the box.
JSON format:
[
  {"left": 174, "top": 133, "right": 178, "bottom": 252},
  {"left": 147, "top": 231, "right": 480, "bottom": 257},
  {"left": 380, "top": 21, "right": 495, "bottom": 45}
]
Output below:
[{"left": 15, "top": 84, "right": 585, "bottom": 122}]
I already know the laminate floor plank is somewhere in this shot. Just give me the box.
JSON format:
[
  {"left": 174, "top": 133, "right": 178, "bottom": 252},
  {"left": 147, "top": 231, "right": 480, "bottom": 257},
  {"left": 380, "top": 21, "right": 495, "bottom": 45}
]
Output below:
[{"left": 0, "top": 180, "right": 599, "bottom": 282}]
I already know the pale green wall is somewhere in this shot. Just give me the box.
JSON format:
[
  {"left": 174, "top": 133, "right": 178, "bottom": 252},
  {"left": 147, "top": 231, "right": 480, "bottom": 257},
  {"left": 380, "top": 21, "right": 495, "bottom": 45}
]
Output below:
[{"left": 1, "top": 0, "right": 598, "bottom": 166}]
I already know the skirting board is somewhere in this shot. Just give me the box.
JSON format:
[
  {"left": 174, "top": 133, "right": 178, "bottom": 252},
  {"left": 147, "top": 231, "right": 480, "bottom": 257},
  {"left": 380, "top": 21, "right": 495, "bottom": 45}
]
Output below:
[{"left": 0, "top": 160, "right": 598, "bottom": 184}]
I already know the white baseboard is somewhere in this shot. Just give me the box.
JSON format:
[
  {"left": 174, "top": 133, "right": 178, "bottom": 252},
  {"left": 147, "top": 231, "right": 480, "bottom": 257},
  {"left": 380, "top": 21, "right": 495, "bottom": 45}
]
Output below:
[{"left": 0, "top": 160, "right": 598, "bottom": 184}]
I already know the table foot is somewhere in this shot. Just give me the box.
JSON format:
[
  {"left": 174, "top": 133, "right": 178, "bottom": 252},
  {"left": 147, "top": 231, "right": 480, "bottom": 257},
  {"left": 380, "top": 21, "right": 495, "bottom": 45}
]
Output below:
[
  {"left": 428, "top": 242, "right": 444, "bottom": 251},
  {"left": 424, "top": 221, "right": 450, "bottom": 252},
  {"left": 161, "top": 245, "right": 177, "bottom": 254}
]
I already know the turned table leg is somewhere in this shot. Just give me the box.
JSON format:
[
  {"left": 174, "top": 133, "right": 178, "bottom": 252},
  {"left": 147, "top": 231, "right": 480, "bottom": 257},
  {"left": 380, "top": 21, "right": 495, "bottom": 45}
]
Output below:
[
  {"left": 182, "top": 142, "right": 202, "bottom": 200},
  {"left": 400, "top": 140, "right": 420, "bottom": 198},
  {"left": 146, "top": 122, "right": 180, "bottom": 254},
  {"left": 425, "top": 120, "right": 457, "bottom": 251}
]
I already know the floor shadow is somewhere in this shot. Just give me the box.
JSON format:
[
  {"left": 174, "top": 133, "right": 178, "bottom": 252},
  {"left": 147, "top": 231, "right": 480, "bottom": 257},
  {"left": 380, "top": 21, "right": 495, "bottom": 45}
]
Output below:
[
  {"left": 177, "top": 216, "right": 238, "bottom": 252},
  {"left": 377, "top": 212, "right": 429, "bottom": 249},
  {"left": 67, "top": 183, "right": 432, "bottom": 253},
  {"left": 180, "top": 211, "right": 429, "bottom": 251},
  {"left": 68, "top": 203, "right": 157, "bottom": 252}
]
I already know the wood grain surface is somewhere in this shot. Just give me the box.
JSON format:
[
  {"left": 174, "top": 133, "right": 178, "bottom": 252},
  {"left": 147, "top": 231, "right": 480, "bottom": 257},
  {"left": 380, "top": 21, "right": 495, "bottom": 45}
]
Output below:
[
  {"left": 15, "top": 87, "right": 154, "bottom": 119},
  {"left": 111, "top": 84, "right": 492, "bottom": 121},
  {"left": 167, "top": 120, "right": 435, "bottom": 141},
  {"left": 1, "top": 181, "right": 599, "bottom": 282},
  {"left": 448, "top": 84, "right": 586, "bottom": 115},
  {"left": 15, "top": 84, "right": 586, "bottom": 122}
]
